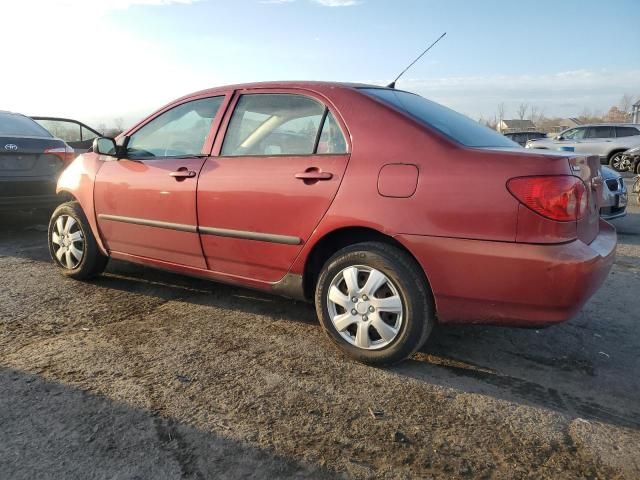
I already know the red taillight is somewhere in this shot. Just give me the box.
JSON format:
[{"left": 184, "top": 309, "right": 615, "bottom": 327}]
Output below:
[
  {"left": 44, "top": 145, "right": 75, "bottom": 165},
  {"left": 507, "top": 175, "right": 588, "bottom": 222}
]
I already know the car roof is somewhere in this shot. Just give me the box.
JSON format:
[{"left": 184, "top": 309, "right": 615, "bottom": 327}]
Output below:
[{"left": 174, "top": 81, "right": 395, "bottom": 103}]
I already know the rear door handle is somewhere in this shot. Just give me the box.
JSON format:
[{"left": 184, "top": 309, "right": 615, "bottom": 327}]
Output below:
[
  {"left": 170, "top": 168, "right": 196, "bottom": 179},
  {"left": 295, "top": 170, "right": 333, "bottom": 181}
]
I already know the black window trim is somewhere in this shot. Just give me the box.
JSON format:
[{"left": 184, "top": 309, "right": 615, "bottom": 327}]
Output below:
[{"left": 218, "top": 92, "right": 349, "bottom": 158}]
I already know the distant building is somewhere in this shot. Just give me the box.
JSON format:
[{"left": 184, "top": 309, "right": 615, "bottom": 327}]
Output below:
[
  {"left": 497, "top": 119, "right": 536, "bottom": 133},
  {"left": 544, "top": 117, "right": 583, "bottom": 133},
  {"left": 633, "top": 100, "right": 640, "bottom": 124},
  {"left": 558, "top": 118, "right": 582, "bottom": 130}
]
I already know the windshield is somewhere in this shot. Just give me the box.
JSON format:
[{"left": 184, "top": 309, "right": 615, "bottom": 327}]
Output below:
[
  {"left": 0, "top": 112, "right": 53, "bottom": 137},
  {"left": 361, "top": 88, "right": 518, "bottom": 148}
]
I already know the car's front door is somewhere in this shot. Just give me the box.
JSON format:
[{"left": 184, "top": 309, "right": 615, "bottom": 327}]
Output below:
[
  {"left": 578, "top": 125, "right": 614, "bottom": 155},
  {"left": 197, "top": 90, "right": 350, "bottom": 282},
  {"left": 94, "top": 95, "right": 227, "bottom": 268},
  {"left": 555, "top": 127, "right": 586, "bottom": 150}
]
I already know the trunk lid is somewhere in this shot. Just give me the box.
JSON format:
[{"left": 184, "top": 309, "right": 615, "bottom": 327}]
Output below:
[
  {"left": 570, "top": 154, "right": 601, "bottom": 245},
  {"left": 0, "top": 136, "right": 67, "bottom": 178}
]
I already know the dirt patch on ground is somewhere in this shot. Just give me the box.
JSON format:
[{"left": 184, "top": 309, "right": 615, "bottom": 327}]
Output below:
[{"left": 1, "top": 195, "right": 639, "bottom": 479}]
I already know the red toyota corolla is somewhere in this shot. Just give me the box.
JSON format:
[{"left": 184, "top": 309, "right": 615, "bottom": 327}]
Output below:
[{"left": 49, "top": 82, "right": 616, "bottom": 365}]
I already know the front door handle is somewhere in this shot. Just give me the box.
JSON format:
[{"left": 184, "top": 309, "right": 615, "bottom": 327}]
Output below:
[
  {"left": 170, "top": 168, "right": 196, "bottom": 180},
  {"left": 295, "top": 169, "right": 333, "bottom": 181}
]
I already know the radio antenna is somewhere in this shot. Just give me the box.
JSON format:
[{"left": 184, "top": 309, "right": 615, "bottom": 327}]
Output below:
[{"left": 387, "top": 32, "right": 446, "bottom": 89}]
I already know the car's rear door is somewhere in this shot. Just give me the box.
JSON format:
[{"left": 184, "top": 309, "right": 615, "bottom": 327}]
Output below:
[
  {"left": 94, "top": 94, "right": 228, "bottom": 268},
  {"left": 197, "top": 89, "right": 350, "bottom": 282},
  {"left": 578, "top": 126, "right": 614, "bottom": 156}
]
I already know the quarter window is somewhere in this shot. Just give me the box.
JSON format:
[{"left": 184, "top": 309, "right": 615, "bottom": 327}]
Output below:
[
  {"left": 616, "top": 126, "right": 640, "bottom": 137},
  {"left": 126, "top": 96, "right": 223, "bottom": 159},
  {"left": 317, "top": 111, "right": 348, "bottom": 154},
  {"left": 221, "top": 94, "right": 347, "bottom": 156}
]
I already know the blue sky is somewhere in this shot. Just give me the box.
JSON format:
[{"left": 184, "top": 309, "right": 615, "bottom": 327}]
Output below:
[{"left": 1, "top": 0, "right": 639, "bottom": 127}]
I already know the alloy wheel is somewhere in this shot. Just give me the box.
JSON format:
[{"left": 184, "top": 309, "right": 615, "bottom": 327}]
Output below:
[
  {"left": 326, "top": 265, "right": 404, "bottom": 350},
  {"left": 611, "top": 153, "right": 630, "bottom": 172},
  {"left": 51, "top": 214, "right": 85, "bottom": 269}
]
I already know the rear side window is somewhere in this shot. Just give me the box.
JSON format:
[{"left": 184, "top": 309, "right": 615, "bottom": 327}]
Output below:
[
  {"left": 0, "top": 113, "right": 52, "bottom": 137},
  {"left": 360, "top": 88, "right": 517, "bottom": 148},
  {"left": 586, "top": 126, "right": 614, "bottom": 139},
  {"left": 127, "top": 96, "right": 223, "bottom": 159},
  {"left": 222, "top": 94, "right": 347, "bottom": 156},
  {"left": 616, "top": 126, "right": 640, "bottom": 137}
]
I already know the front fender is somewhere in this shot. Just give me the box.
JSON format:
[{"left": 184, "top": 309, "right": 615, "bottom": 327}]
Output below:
[{"left": 57, "top": 153, "right": 108, "bottom": 255}]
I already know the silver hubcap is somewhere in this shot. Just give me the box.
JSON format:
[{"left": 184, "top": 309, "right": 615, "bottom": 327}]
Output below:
[
  {"left": 326, "top": 265, "right": 403, "bottom": 350},
  {"left": 51, "top": 214, "right": 84, "bottom": 269}
]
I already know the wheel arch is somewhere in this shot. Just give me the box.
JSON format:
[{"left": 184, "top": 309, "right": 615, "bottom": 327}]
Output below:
[
  {"left": 301, "top": 226, "right": 434, "bottom": 304},
  {"left": 607, "top": 148, "right": 627, "bottom": 160}
]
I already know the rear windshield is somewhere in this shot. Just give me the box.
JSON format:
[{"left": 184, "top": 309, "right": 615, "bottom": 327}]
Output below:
[
  {"left": 360, "top": 88, "right": 518, "bottom": 148},
  {"left": 0, "top": 113, "right": 53, "bottom": 137}
]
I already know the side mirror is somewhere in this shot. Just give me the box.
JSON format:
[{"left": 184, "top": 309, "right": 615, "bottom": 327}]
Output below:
[
  {"left": 93, "top": 137, "right": 118, "bottom": 156},
  {"left": 555, "top": 135, "right": 563, "bottom": 141}
]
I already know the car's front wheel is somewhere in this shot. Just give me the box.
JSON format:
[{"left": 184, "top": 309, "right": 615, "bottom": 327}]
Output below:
[
  {"left": 48, "top": 201, "right": 108, "bottom": 279},
  {"left": 609, "top": 152, "right": 630, "bottom": 172},
  {"left": 315, "top": 242, "right": 434, "bottom": 365}
]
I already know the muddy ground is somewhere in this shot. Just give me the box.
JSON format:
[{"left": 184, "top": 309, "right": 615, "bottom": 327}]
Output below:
[{"left": 1, "top": 180, "right": 639, "bottom": 479}]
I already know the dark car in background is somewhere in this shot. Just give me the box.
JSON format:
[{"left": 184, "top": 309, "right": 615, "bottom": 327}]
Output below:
[
  {"left": 503, "top": 130, "right": 547, "bottom": 146},
  {"left": 31, "top": 117, "right": 102, "bottom": 155},
  {"left": 621, "top": 145, "right": 640, "bottom": 173},
  {"left": 600, "top": 166, "right": 627, "bottom": 220},
  {"left": 0, "top": 111, "right": 74, "bottom": 211}
]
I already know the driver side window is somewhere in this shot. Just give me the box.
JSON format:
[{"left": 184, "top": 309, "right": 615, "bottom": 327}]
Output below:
[
  {"left": 127, "top": 96, "right": 223, "bottom": 159},
  {"left": 562, "top": 128, "right": 585, "bottom": 140}
]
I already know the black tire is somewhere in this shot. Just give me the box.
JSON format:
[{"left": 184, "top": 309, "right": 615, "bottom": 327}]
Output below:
[
  {"left": 48, "top": 201, "right": 108, "bottom": 280},
  {"left": 608, "top": 151, "right": 629, "bottom": 172},
  {"left": 315, "top": 242, "right": 434, "bottom": 366}
]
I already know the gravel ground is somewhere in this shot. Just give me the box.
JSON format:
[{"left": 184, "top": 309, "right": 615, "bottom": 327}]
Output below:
[{"left": 1, "top": 181, "right": 639, "bottom": 479}]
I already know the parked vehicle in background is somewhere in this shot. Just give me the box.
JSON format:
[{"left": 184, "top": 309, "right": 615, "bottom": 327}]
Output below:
[
  {"left": 31, "top": 117, "right": 102, "bottom": 155},
  {"left": 525, "top": 124, "right": 640, "bottom": 171},
  {"left": 503, "top": 130, "right": 547, "bottom": 146},
  {"left": 0, "top": 111, "right": 73, "bottom": 211},
  {"left": 599, "top": 166, "right": 627, "bottom": 220},
  {"left": 48, "top": 81, "right": 615, "bottom": 365},
  {"left": 622, "top": 145, "right": 640, "bottom": 173}
]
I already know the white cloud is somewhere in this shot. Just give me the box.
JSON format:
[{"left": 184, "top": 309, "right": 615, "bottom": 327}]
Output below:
[
  {"left": 386, "top": 69, "right": 640, "bottom": 119},
  {"left": 0, "top": 0, "right": 211, "bottom": 129},
  {"left": 312, "top": 0, "right": 361, "bottom": 5},
  {"left": 260, "top": 0, "right": 362, "bottom": 5}
]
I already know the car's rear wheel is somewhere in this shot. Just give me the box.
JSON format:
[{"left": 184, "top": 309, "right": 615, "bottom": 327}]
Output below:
[
  {"left": 609, "top": 152, "right": 630, "bottom": 172},
  {"left": 48, "top": 201, "right": 108, "bottom": 279},
  {"left": 315, "top": 242, "right": 434, "bottom": 365}
]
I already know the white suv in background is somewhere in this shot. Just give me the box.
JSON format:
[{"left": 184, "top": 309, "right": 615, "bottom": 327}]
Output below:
[{"left": 525, "top": 124, "right": 640, "bottom": 171}]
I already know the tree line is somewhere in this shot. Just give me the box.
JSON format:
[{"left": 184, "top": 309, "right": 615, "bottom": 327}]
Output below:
[{"left": 478, "top": 94, "right": 639, "bottom": 132}]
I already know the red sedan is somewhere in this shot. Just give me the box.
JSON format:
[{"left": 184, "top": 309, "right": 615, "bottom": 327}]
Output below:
[{"left": 49, "top": 82, "right": 616, "bottom": 365}]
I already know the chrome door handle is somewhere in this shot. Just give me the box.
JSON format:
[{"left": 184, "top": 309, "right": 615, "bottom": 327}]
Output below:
[{"left": 170, "top": 169, "right": 196, "bottom": 178}]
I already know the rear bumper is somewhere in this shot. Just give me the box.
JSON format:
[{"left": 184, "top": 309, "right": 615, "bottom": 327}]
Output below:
[{"left": 396, "top": 220, "right": 616, "bottom": 327}]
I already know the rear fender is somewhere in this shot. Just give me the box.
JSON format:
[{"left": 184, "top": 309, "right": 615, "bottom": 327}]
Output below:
[{"left": 56, "top": 152, "right": 108, "bottom": 255}]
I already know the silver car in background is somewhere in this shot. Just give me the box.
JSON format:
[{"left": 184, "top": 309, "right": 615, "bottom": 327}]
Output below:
[
  {"left": 525, "top": 124, "right": 640, "bottom": 172},
  {"left": 600, "top": 166, "right": 627, "bottom": 220}
]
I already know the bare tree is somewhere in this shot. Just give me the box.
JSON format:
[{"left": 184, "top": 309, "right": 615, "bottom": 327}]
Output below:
[
  {"left": 113, "top": 117, "right": 125, "bottom": 132},
  {"left": 496, "top": 103, "right": 505, "bottom": 131},
  {"left": 517, "top": 103, "right": 529, "bottom": 120},
  {"left": 619, "top": 94, "right": 633, "bottom": 114}
]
